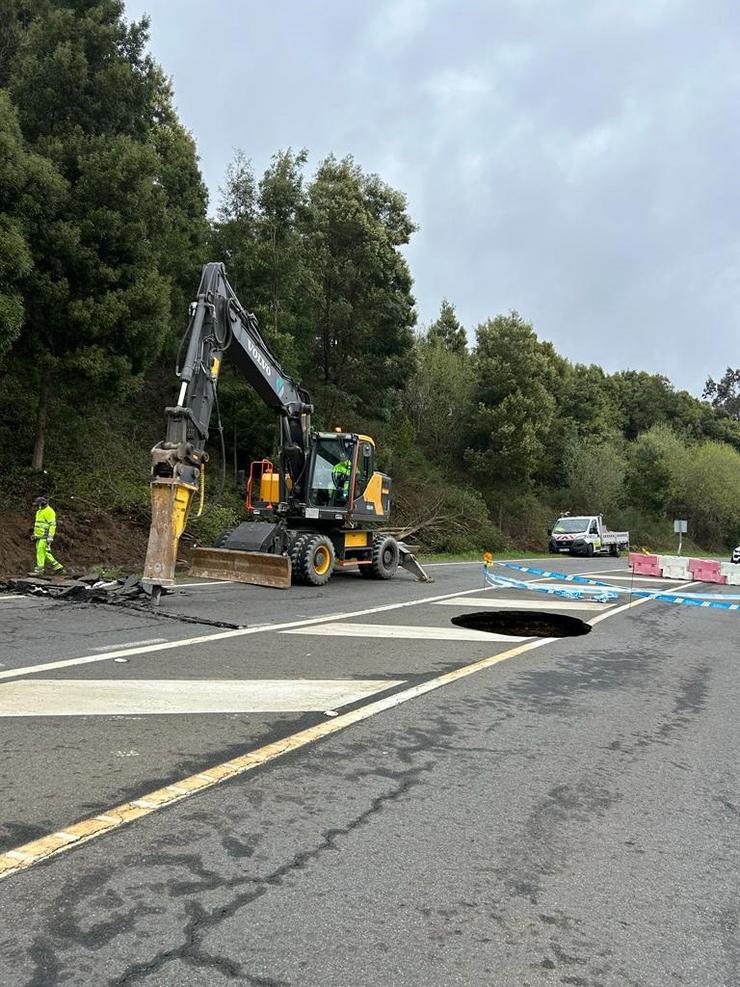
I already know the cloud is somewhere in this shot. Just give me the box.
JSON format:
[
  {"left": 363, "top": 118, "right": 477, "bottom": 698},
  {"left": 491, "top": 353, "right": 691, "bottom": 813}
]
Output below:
[{"left": 125, "top": 0, "right": 740, "bottom": 393}]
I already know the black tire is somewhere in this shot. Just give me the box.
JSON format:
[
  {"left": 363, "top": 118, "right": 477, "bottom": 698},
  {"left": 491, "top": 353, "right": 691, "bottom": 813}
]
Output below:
[
  {"left": 610, "top": 544, "right": 620, "bottom": 558},
  {"left": 363, "top": 534, "right": 399, "bottom": 580},
  {"left": 586, "top": 542, "right": 594, "bottom": 558},
  {"left": 291, "top": 533, "right": 335, "bottom": 586}
]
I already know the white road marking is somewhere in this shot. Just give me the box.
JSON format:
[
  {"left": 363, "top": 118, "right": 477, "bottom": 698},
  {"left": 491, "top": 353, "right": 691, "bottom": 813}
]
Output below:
[
  {"left": 0, "top": 584, "right": 498, "bottom": 682},
  {"left": 91, "top": 638, "right": 167, "bottom": 651},
  {"left": 577, "top": 572, "right": 686, "bottom": 583},
  {"left": 283, "top": 621, "right": 528, "bottom": 642},
  {"left": 433, "top": 597, "right": 609, "bottom": 612},
  {"left": 0, "top": 678, "right": 404, "bottom": 717},
  {"left": 588, "top": 580, "right": 701, "bottom": 625},
  {"left": 0, "top": 595, "right": 29, "bottom": 602},
  {"left": 531, "top": 582, "right": 670, "bottom": 593}
]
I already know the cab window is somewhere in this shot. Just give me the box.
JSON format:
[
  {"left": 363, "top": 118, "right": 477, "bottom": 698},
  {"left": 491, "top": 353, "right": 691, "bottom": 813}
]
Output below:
[
  {"left": 589, "top": 520, "right": 599, "bottom": 535},
  {"left": 356, "top": 442, "right": 374, "bottom": 498},
  {"left": 308, "top": 436, "right": 356, "bottom": 508}
]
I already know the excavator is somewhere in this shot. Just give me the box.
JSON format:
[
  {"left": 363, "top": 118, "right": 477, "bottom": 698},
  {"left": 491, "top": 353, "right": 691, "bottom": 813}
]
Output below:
[{"left": 142, "top": 263, "right": 431, "bottom": 601}]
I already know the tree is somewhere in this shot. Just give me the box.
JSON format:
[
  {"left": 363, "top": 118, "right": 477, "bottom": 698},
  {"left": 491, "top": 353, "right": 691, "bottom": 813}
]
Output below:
[
  {"left": 564, "top": 436, "right": 626, "bottom": 517},
  {"left": 0, "top": 91, "right": 63, "bottom": 359},
  {"left": 210, "top": 149, "right": 309, "bottom": 474},
  {"left": 675, "top": 441, "right": 740, "bottom": 548},
  {"left": 624, "top": 424, "right": 688, "bottom": 516},
  {"left": 467, "top": 312, "right": 560, "bottom": 486},
  {"left": 608, "top": 371, "right": 676, "bottom": 440},
  {"left": 298, "top": 155, "right": 417, "bottom": 423},
  {"left": 426, "top": 299, "right": 467, "bottom": 354},
  {"left": 403, "top": 337, "right": 472, "bottom": 467},
  {"left": 3, "top": 0, "right": 207, "bottom": 468},
  {"left": 703, "top": 368, "right": 740, "bottom": 420}
]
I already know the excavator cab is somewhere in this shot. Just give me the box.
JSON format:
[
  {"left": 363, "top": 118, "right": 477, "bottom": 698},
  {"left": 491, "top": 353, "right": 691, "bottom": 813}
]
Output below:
[{"left": 246, "top": 432, "right": 389, "bottom": 523}]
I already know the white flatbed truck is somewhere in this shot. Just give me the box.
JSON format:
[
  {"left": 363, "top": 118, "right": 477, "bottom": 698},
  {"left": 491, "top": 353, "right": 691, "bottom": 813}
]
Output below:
[{"left": 548, "top": 514, "right": 630, "bottom": 558}]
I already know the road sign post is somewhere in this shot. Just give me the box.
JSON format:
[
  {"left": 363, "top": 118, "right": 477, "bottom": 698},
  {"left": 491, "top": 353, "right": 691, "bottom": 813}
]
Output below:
[{"left": 673, "top": 519, "right": 688, "bottom": 555}]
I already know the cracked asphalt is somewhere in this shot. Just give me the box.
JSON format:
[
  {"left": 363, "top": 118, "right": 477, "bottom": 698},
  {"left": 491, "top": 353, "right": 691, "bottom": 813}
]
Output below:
[{"left": 0, "top": 559, "right": 738, "bottom": 985}]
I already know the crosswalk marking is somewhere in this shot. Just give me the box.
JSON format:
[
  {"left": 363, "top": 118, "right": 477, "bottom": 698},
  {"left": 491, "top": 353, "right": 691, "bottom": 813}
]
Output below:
[
  {"left": 282, "top": 621, "right": 528, "bottom": 642},
  {"left": 432, "top": 596, "right": 609, "bottom": 612},
  {"left": 0, "top": 679, "right": 404, "bottom": 717}
]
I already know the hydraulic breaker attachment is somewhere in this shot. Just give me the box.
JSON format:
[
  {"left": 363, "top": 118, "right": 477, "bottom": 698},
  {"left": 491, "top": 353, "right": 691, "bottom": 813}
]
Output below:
[
  {"left": 190, "top": 547, "right": 291, "bottom": 589},
  {"left": 397, "top": 542, "right": 434, "bottom": 583},
  {"left": 142, "top": 478, "right": 196, "bottom": 596}
]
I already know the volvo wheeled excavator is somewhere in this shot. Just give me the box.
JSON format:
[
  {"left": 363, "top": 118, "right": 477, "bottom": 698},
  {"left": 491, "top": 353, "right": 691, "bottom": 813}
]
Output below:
[{"left": 142, "top": 263, "right": 431, "bottom": 599}]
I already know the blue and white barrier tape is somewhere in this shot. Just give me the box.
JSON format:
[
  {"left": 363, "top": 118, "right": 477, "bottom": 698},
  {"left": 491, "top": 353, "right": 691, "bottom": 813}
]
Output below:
[
  {"left": 497, "top": 561, "right": 740, "bottom": 602},
  {"left": 484, "top": 569, "right": 619, "bottom": 604},
  {"left": 483, "top": 566, "right": 740, "bottom": 611},
  {"left": 497, "top": 562, "right": 632, "bottom": 589}
]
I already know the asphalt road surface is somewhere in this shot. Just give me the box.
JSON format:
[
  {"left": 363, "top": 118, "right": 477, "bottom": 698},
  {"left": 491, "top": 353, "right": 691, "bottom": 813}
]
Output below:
[{"left": 0, "top": 557, "right": 738, "bottom": 986}]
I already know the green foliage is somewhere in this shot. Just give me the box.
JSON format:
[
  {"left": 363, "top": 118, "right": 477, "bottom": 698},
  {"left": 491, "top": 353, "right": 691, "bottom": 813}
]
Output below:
[
  {"left": 299, "top": 155, "right": 417, "bottom": 422},
  {"left": 0, "top": 90, "right": 62, "bottom": 358},
  {"left": 674, "top": 441, "right": 740, "bottom": 548},
  {"left": 403, "top": 338, "right": 472, "bottom": 468},
  {"left": 467, "top": 312, "right": 560, "bottom": 485},
  {"left": 624, "top": 424, "right": 689, "bottom": 516},
  {"left": 564, "top": 435, "right": 626, "bottom": 517},
  {"left": 1, "top": 0, "right": 207, "bottom": 467},
  {"left": 704, "top": 367, "right": 740, "bottom": 420},
  {"left": 426, "top": 299, "right": 467, "bottom": 354},
  {"left": 186, "top": 504, "right": 244, "bottom": 548}
]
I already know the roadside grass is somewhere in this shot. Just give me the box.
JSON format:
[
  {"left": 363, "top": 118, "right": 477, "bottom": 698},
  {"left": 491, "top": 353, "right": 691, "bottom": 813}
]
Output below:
[{"left": 418, "top": 549, "right": 551, "bottom": 563}]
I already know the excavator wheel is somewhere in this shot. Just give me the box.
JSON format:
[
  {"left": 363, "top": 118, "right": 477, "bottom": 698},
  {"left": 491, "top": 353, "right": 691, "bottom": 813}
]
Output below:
[
  {"left": 360, "top": 534, "right": 399, "bottom": 580},
  {"left": 291, "top": 533, "right": 336, "bottom": 586}
]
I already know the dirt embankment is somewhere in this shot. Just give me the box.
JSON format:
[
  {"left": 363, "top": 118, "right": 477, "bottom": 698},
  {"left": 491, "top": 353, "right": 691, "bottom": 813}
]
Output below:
[{"left": 0, "top": 509, "right": 154, "bottom": 578}]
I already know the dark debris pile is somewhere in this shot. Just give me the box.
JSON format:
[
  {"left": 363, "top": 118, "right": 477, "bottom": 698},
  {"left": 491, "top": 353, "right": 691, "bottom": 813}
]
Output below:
[{"left": 0, "top": 573, "right": 158, "bottom": 603}]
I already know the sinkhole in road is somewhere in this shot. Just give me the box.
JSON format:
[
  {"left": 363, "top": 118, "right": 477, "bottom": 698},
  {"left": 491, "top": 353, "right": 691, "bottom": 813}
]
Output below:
[{"left": 451, "top": 611, "right": 592, "bottom": 638}]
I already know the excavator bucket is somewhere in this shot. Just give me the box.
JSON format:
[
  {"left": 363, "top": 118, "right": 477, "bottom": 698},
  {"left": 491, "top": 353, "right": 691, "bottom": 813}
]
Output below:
[{"left": 190, "top": 547, "right": 292, "bottom": 589}]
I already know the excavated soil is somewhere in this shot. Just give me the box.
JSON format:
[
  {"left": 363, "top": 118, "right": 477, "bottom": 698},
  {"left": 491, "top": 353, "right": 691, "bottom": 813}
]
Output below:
[{"left": 0, "top": 509, "right": 159, "bottom": 578}]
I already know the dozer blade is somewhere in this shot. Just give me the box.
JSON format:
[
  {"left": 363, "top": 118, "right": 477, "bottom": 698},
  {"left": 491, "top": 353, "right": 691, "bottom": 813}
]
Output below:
[{"left": 190, "top": 547, "right": 292, "bottom": 589}]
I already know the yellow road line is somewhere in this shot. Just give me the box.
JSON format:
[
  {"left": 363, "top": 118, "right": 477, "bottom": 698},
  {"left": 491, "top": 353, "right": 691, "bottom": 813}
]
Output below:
[{"left": 0, "top": 635, "right": 551, "bottom": 881}]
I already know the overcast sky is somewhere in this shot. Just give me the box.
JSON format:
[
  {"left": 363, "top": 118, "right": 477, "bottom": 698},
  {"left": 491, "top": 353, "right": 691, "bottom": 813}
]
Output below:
[{"left": 126, "top": 0, "right": 740, "bottom": 395}]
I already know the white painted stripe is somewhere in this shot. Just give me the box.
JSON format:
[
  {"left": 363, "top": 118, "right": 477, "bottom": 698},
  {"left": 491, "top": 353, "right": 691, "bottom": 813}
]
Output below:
[
  {"left": 283, "top": 621, "right": 527, "bottom": 643},
  {"left": 0, "top": 584, "right": 497, "bottom": 682},
  {"left": 0, "top": 595, "right": 29, "bottom": 602},
  {"left": 588, "top": 580, "right": 701, "bottom": 626},
  {"left": 90, "top": 638, "right": 166, "bottom": 651},
  {"left": 433, "top": 597, "right": 609, "bottom": 612},
  {"left": 578, "top": 573, "right": 686, "bottom": 583},
  {"left": 0, "top": 678, "right": 404, "bottom": 717}
]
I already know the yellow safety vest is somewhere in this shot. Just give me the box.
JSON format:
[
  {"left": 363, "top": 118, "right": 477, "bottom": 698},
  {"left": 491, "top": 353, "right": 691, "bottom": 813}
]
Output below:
[{"left": 33, "top": 505, "right": 57, "bottom": 540}]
